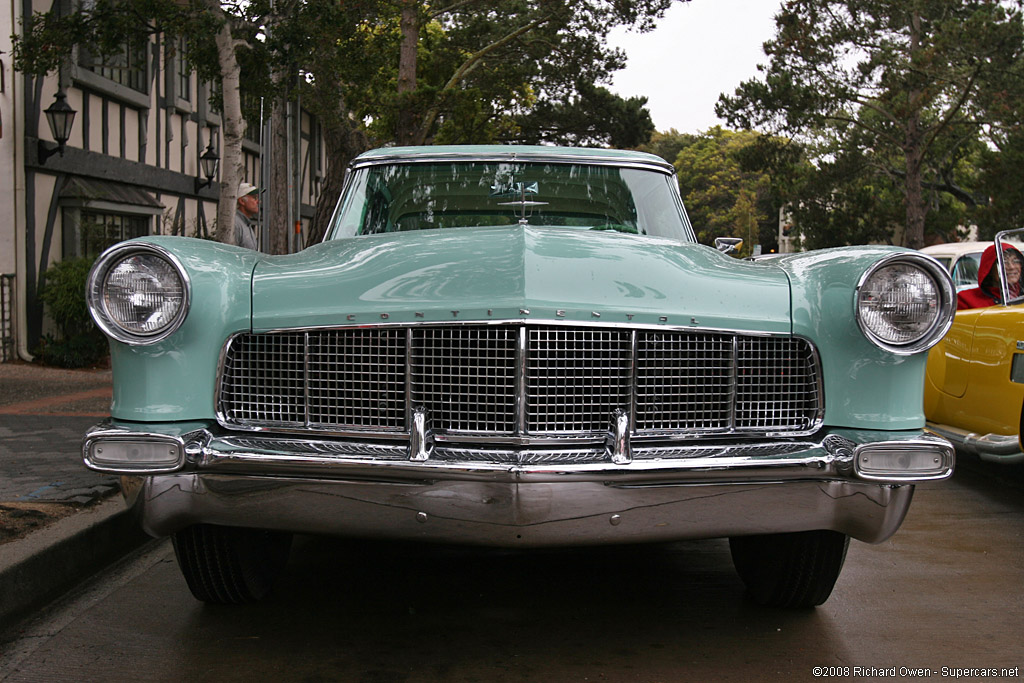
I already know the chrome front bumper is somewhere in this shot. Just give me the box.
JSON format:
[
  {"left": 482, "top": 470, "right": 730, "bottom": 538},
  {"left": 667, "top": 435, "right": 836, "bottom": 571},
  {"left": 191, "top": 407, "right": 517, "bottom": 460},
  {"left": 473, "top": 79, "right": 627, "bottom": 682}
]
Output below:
[{"left": 85, "top": 422, "right": 954, "bottom": 547}]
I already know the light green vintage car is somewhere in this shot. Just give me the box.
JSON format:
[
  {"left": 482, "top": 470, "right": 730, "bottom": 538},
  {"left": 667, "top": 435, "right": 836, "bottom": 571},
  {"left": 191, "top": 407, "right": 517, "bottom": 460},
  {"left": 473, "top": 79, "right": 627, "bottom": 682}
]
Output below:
[{"left": 84, "top": 145, "right": 956, "bottom": 608}]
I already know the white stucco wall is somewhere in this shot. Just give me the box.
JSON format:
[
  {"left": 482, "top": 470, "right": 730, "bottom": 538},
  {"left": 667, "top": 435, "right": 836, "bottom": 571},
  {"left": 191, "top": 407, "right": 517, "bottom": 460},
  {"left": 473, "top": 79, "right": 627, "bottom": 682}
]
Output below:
[{"left": 0, "top": 0, "right": 22, "bottom": 277}]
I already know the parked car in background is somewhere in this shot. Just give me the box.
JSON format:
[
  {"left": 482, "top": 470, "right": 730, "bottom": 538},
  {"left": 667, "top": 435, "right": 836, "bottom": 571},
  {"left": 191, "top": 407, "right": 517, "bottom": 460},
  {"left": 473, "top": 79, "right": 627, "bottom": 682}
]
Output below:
[
  {"left": 921, "top": 241, "right": 988, "bottom": 292},
  {"left": 925, "top": 230, "right": 1024, "bottom": 464},
  {"left": 84, "top": 145, "right": 956, "bottom": 608}
]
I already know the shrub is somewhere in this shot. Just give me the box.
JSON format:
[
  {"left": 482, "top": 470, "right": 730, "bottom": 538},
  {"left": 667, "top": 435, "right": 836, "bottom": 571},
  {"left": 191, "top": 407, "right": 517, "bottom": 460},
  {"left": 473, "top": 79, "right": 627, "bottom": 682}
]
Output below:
[{"left": 35, "top": 257, "right": 108, "bottom": 368}]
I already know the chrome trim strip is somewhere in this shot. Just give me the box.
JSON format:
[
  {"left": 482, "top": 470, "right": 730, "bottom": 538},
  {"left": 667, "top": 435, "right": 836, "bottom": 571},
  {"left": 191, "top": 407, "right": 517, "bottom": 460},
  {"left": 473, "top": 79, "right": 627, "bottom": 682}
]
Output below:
[
  {"left": 185, "top": 431, "right": 950, "bottom": 483},
  {"left": 405, "top": 327, "right": 414, "bottom": 432},
  {"left": 728, "top": 335, "right": 739, "bottom": 430},
  {"left": 927, "top": 422, "right": 1024, "bottom": 463},
  {"left": 89, "top": 422, "right": 952, "bottom": 485},
  {"left": 253, "top": 317, "right": 791, "bottom": 337},
  {"left": 516, "top": 325, "right": 527, "bottom": 437},
  {"left": 628, "top": 330, "right": 638, "bottom": 432},
  {"left": 303, "top": 331, "right": 311, "bottom": 427},
  {"left": 348, "top": 152, "right": 676, "bottom": 176}
]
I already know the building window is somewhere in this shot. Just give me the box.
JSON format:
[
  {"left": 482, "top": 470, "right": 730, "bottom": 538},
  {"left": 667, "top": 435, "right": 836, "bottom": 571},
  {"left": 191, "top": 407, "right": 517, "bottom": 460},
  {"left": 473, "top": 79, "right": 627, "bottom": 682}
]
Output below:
[
  {"left": 173, "top": 37, "right": 191, "bottom": 104},
  {"left": 81, "top": 41, "right": 148, "bottom": 93},
  {"left": 205, "top": 80, "right": 222, "bottom": 115},
  {"left": 243, "top": 92, "right": 263, "bottom": 144},
  {"left": 63, "top": 209, "right": 151, "bottom": 259}
]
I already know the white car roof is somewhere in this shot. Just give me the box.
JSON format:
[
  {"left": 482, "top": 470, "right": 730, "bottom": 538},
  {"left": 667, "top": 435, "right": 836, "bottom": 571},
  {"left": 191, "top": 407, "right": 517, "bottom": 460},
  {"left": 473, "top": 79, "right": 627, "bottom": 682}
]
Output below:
[{"left": 920, "top": 241, "right": 989, "bottom": 259}]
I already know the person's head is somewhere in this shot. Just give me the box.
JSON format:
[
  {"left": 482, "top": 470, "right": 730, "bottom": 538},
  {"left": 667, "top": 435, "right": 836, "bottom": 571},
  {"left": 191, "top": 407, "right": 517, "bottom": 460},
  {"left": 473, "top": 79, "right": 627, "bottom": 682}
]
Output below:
[
  {"left": 237, "top": 182, "right": 259, "bottom": 219},
  {"left": 979, "top": 243, "right": 1023, "bottom": 292}
]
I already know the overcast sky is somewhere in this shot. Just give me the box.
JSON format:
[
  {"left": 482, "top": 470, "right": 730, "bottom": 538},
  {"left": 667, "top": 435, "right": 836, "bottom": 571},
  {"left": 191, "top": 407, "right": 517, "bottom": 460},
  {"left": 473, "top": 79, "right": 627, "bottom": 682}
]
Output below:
[{"left": 607, "top": 0, "right": 784, "bottom": 135}]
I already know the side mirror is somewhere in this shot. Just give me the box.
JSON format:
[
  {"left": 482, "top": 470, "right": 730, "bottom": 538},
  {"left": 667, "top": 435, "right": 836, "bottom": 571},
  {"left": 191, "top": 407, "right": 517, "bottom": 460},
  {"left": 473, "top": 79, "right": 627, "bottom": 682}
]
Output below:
[{"left": 715, "top": 237, "right": 743, "bottom": 255}]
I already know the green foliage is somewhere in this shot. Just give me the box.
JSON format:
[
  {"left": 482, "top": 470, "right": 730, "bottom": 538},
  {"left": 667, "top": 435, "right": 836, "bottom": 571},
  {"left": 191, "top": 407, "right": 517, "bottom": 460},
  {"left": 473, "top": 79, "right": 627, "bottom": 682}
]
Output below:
[
  {"left": 716, "top": 0, "right": 1024, "bottom": 249},
  {"left": 342, "top": 1, "right": 672, "bottom": 148},
  {"left": 13, "top": 0, "right": 224, "bottom": 83},
  {"left": 973, "top": 128, "right": 1024, "bottom": 241},
  {"left": 513, "top": 82, "right": 655, "bottom": 148},
  {"left": 35, "top": 258, "right": 107, "bottom": 368},
  {"left": 673, "top": 127, "right": 777, "bottom": 254},
  {"left": 638, "top": 129, "right": 698, "bottom": 165}
]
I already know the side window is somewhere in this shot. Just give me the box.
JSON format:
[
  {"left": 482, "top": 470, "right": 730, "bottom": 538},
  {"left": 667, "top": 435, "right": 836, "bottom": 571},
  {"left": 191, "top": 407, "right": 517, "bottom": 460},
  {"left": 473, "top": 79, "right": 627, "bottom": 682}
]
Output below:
[{"left": 952, "top": 254, "right": 981, "bottom": 291}]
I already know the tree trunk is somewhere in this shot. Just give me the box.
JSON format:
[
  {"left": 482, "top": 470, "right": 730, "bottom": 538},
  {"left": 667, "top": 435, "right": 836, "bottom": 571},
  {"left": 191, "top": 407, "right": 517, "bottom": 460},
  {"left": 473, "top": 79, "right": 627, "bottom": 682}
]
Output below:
[
  {"left": 267, "top": 99, "right": 291, "bottom": 255},
  {"left": 396, "top": 0, "right": 419, "bottom": 146},
  {"left": 903, "top": 141, "right": 927, "bottom": 249},
  {"left": 211, "top": 5, "right": 245, "bottom": 245},
  {"left": 902, "top": 11, "right": 927, "bottom": 251}
]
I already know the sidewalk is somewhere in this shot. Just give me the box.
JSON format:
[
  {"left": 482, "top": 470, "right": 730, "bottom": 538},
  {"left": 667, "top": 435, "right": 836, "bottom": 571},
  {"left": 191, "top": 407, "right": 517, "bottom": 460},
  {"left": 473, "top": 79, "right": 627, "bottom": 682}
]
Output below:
[{"left": 0, "top": 361, "right": 150, "bottom": 630}]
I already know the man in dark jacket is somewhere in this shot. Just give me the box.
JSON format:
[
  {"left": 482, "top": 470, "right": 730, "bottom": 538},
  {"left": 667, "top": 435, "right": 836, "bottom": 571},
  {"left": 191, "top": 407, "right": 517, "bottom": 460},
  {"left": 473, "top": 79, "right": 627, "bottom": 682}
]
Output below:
[{"left": 958, "top": 243, "right": 1023, "bottom": 310}]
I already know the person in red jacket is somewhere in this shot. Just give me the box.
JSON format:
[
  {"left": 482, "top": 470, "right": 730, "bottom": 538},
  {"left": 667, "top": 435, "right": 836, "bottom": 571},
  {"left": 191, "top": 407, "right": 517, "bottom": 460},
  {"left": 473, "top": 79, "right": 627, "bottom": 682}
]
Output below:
[{"left": 957, "top": 243, "right": 1024, "bottom": 310}]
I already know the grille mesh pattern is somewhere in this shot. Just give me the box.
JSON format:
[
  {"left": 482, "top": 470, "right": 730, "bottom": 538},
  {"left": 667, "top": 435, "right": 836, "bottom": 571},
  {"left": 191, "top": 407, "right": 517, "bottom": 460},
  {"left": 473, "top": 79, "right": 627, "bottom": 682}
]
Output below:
[
  {"left": 307, "top": 329, "right": 406, "bottom": 430},
  {"left": 527, "top": 327, "right": 632, "bottom": 433},
  {"left": 218, "top": 325, "right": 821, "bottom": 436},
  {"left": 735, "top": 337, "right": 820, "bottom": 430},
  {"left": 635, "top": 332, "right": 733, "bottom": 431},
  {"left": 411, "top": 326, "right": 518, "bottom": 433},
  {"left": 220, "top": 333, "right": 306, "bottom": 424}
]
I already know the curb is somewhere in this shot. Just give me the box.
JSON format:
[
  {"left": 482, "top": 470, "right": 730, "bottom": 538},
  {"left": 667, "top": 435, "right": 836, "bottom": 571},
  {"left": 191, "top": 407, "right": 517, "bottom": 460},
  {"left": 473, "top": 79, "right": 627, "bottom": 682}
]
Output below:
[{"left": 0, "top": 498, "right": 151, "bottom": 630}]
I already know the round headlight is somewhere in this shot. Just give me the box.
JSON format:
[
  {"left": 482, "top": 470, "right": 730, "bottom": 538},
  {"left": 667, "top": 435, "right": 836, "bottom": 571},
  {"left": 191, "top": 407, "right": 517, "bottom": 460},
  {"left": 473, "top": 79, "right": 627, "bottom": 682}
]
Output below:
[
  {"left": 855, "top": 254, "right": 954, "bottom": 355},
  {"left": 87, "top": 244, "right": 191, "bottom": 345}
]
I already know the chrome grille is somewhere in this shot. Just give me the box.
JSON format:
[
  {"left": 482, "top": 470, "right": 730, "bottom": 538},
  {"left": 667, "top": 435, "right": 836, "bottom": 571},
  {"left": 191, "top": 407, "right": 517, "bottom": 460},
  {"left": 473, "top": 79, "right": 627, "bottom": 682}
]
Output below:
[
  {"left": 635, "top": 332, "right": 733, "bottom": 431},
  {"left": 412, "top": 326, "right": 518, "bottom": 433},
  {"left": 220, "top": 333, "right": 305, "bottom": 425},
  {"left": 735, "top": 337, "right": 821, "bottom": 430},
  {"left": 218, "top": 324, "right": 822, "bottom": 438},
  {"left": 307, "top": 328, "right": 406, "bottom": 430},
  {"left": 527, "top": 327, "right": 632, "bottom": 433}
]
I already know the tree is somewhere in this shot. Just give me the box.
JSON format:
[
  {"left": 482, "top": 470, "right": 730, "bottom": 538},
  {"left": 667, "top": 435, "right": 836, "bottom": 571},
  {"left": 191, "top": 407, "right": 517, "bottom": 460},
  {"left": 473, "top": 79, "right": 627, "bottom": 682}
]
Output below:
[
  {"left": 362, "top": 0, "right": 674, "bottom": 147},
  {"left": 638, "top": 128, "right": 699, "bottom": 165},
  {"left": 673, "top": 127, "right": 777, "bottom": 254},
  {"left": 302, "top": 0, "right": 682, "bottom": 244},
  {"left": 717, "top": 0, "right": 1024, "bottom": 249}
]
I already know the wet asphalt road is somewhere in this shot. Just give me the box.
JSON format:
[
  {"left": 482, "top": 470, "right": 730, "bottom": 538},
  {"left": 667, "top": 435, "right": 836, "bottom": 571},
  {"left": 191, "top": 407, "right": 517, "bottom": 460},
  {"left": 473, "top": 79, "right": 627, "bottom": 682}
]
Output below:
[{"left": 1, "top": 455, "right": 1022, "bottom": 683}]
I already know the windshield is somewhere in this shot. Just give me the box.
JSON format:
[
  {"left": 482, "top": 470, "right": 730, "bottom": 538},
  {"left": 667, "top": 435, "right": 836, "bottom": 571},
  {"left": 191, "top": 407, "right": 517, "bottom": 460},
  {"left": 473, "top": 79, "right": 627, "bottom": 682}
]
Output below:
[{"left": 327, "top": 161, "right": 695, "bottom": 241}]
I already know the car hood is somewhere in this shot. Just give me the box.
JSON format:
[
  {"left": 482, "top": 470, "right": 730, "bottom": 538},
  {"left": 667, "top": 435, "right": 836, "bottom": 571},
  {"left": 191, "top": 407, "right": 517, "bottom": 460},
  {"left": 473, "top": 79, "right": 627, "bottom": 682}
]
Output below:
[{"left": 250, "top": 226, "right": 792, "bottom": 333}]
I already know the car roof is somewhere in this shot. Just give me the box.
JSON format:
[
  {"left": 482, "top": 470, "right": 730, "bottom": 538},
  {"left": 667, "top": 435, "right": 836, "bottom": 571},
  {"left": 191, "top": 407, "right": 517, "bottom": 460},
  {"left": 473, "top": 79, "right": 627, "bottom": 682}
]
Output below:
[
  {"left": 350, "top": 145, "right": 675, "bottom": 174},
  {"left": 920, "top": 241, "right": 989, "bottom": 258}
]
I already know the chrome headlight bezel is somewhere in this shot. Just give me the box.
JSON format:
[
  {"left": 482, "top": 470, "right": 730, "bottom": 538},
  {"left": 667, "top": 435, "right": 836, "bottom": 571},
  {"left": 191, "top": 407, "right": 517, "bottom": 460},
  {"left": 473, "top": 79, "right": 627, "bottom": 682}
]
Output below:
[
  {"left": 854, "top": 253, "right": 955, "bottom": 355},
  {"left": 86, "top": 242, "right": 191, "bottom": 345}
]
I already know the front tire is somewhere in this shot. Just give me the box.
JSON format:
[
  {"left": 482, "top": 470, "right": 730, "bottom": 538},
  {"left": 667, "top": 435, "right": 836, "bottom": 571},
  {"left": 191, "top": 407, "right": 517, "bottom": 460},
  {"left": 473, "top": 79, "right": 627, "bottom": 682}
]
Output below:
[
  {"left": 729, "top": 530, "right": 849, "bottom": 608},
  {"left": 172, "top": 524, "right": 292, "bottom": 604}
]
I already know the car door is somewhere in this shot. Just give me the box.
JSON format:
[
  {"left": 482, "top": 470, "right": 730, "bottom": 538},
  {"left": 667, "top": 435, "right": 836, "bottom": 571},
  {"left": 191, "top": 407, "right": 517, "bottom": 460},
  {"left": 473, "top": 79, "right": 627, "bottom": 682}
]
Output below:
[{"left": 926, "top": 303, "right": 1024, "bottom": 436}]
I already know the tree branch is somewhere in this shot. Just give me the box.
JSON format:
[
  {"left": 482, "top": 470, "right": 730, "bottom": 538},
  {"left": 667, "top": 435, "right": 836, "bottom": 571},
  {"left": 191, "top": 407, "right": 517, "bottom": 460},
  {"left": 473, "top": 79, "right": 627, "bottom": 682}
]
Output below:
[{"left": 413, "top": 13, "right": 553, "bottom": 145}]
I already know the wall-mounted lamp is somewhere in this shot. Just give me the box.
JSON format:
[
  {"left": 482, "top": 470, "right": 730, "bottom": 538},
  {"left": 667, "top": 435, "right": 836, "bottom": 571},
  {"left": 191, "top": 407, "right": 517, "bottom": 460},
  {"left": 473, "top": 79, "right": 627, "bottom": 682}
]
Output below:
[
  {"left": 38, "top": 89, "right": 76, "bottom": 164},
  {"left": 195, "top": 142, "right": 220, "bottom": 192}
]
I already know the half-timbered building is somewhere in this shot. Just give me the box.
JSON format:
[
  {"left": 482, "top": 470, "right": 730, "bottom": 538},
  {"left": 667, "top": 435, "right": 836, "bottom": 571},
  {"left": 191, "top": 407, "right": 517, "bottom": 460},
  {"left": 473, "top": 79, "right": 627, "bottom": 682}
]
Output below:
[{"left": 1, "top": 1, "right": 326, "bottom": 362}]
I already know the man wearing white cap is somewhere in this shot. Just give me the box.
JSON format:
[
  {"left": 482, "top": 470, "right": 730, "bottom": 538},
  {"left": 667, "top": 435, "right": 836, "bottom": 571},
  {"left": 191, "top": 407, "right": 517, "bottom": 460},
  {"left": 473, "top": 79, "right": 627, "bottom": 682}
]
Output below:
[{"left": 234, "top": 182, "right": 259, "bottom": 250}]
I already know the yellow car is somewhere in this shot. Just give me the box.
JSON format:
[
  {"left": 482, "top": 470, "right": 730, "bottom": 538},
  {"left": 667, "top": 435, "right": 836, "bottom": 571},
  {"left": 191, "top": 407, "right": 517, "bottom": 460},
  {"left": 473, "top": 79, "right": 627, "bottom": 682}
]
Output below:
[{"left": 924, "top": 230, "right": 1024, "bottom": 463}]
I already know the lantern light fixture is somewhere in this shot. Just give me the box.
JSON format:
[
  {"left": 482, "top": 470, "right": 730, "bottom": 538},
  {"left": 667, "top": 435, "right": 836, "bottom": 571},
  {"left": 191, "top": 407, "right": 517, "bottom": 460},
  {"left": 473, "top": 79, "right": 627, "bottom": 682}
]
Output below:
[{"left": 38, "top": 89, "right": 76, "bottom": 164}]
